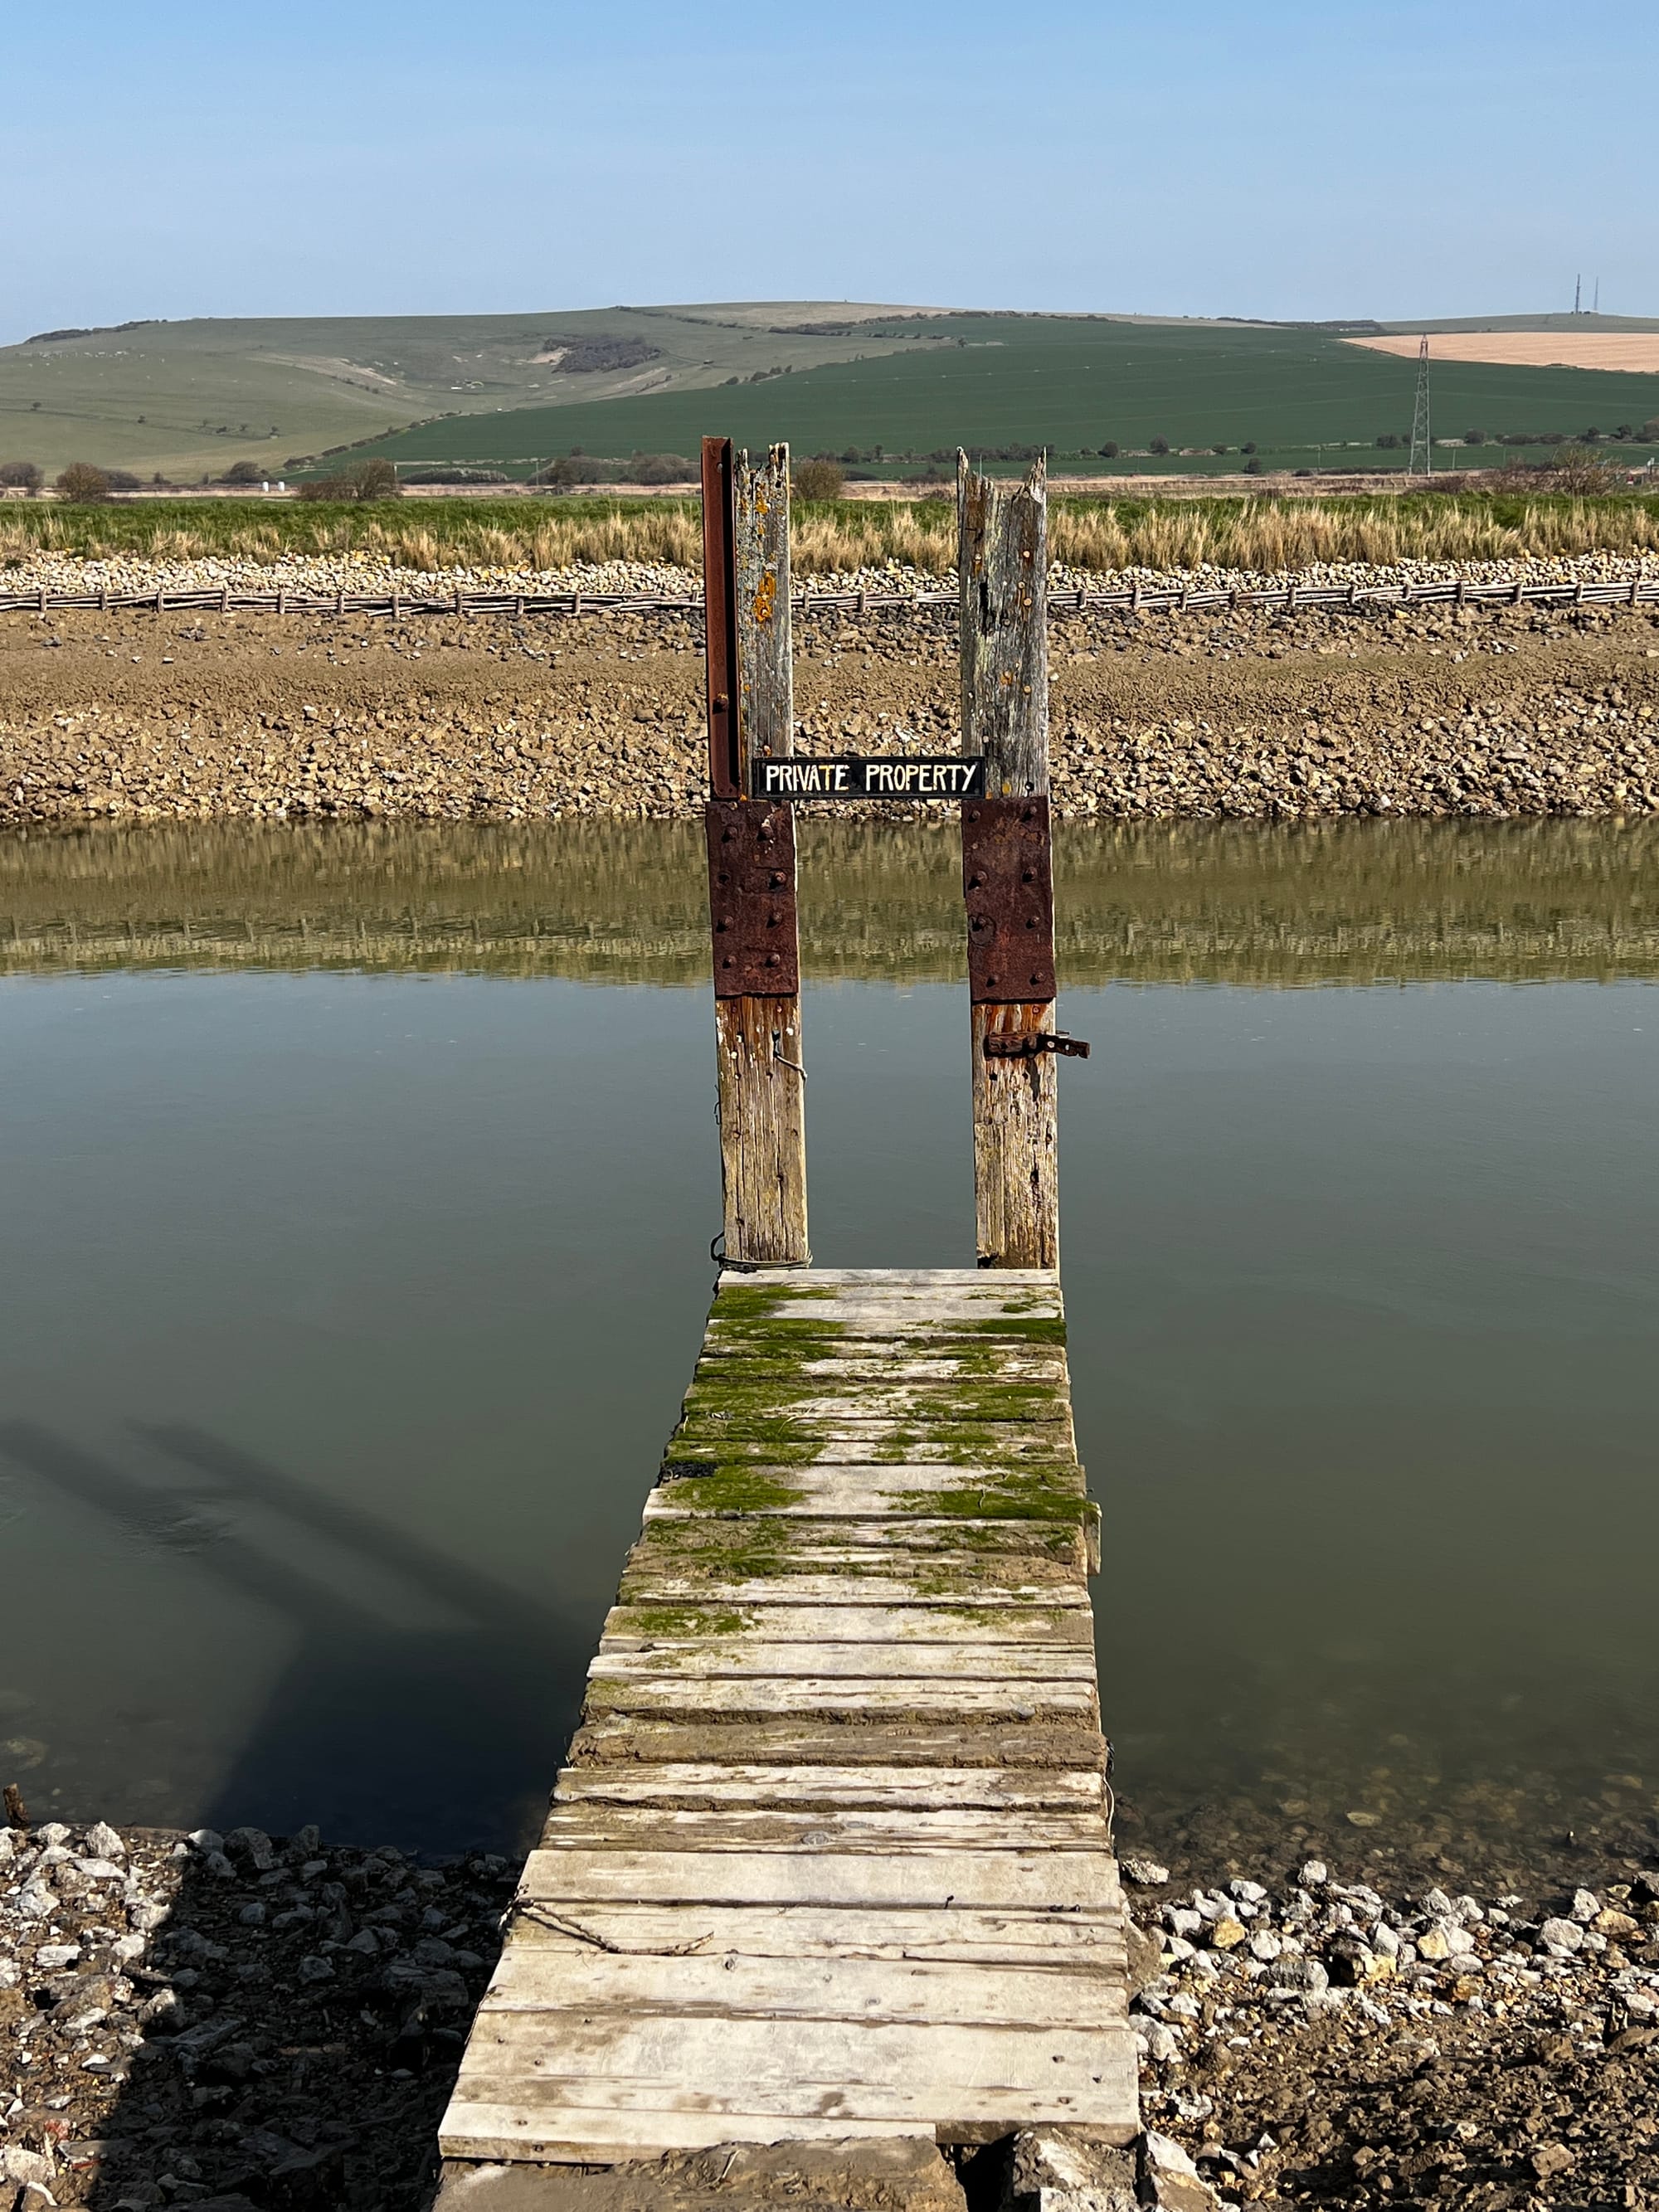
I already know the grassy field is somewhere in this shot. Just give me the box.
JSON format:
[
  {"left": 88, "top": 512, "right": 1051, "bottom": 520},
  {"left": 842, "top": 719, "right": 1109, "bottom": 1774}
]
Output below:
[
  {"left": 0, "top": 304, "right": 939, "bottom": 481},
  {"left": 6, "top": 490, "right": 1659, "bottom": 576},
  {"left": 8, "top": 308, "right": 1659, "bottom": 488},
  {"left": 341, "top": 317, "right": 1659, "bottom": 479}
]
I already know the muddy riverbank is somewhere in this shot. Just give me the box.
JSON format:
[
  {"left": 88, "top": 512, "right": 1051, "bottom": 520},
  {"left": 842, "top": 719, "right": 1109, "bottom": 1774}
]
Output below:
[{"left": 4, "top": 578, "right": 1659, "bottom": 829}]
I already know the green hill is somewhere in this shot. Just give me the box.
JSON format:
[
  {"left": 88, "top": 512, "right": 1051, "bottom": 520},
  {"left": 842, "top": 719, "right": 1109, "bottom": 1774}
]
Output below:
[
  {"left": 340, "top": 314, "right": 1659, "bottom": 479},
  {"left": 4, "top": 305, "right": 1658, "bottom": 484},
  {"left": 0, "top": 303, "right": 938, "bottom": 481}
]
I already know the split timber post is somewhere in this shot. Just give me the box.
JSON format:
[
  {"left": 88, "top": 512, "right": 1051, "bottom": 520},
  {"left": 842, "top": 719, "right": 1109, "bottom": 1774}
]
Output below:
[
  {"left": 958, "top": 453, "right": 1061, "bottom": 1269},
  {"left": 701, "top": 435, "right": 809, "bottom": 1266}
]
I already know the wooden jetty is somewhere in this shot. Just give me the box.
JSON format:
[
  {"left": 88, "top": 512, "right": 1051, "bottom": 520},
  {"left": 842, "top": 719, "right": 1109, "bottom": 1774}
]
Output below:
[{"left": 440, "top": 446, "right": 1136, "bottom": 2179}]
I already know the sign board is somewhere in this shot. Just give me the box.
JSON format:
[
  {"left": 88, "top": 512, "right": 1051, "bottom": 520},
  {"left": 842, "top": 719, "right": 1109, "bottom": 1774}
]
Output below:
[{"left": 757, "top": 756, "right": 988, "bottom": 801}]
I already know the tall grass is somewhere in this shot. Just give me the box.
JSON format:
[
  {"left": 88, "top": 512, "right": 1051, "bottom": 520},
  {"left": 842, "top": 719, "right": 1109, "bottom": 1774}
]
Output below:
[{"left": 3, "top": 493, "right": 1659, "bottom": 576}]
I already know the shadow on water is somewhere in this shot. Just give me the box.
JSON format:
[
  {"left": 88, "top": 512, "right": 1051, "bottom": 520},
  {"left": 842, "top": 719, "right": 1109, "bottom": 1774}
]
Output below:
[
  {"left": 0, "top": 1421, "right": 587, "bottom": 1851},
  {"left": 0, "top": 1419, "right": 573, "bottom": 2208}
]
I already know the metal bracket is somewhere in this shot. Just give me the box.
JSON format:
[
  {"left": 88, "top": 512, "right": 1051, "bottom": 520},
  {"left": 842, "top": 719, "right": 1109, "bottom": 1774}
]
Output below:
[
  {"left": 705, "top": 799, "right": 800, "bottom": 997},
  {"left": 983, "top": 1031, "right": 1090, "bottom": 1061},
  {"left": 961, "top": 795, "right": 1056, "bottom": 1004}
]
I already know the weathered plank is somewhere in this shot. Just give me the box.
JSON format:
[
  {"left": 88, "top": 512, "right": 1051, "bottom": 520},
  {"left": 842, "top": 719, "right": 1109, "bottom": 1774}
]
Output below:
[
  {"left": 551, "top": 1764, "right": 1107, "bottom": 1811},
  {"left": 586, "top": 1643, "right": 1096, "bottom": 1682},
  {"left": 537, "top": 1807, "right": 1114, "bottom": 1852},
  {"left": 581, "top": 1675, "right": 1099, "bottom": 1723},
  {"left": 601, "top": 1604, "right": 1093, "bottom": 1646},
  {"left": 481, "top": 1949, "right": 1128, "bottom": 2028},
  {"left": 503, "top": 1901, "right": 1126, "bottom": 1966},
  {"left": 566, "top": 1718, "right": 1110, "bottom": 1772}
]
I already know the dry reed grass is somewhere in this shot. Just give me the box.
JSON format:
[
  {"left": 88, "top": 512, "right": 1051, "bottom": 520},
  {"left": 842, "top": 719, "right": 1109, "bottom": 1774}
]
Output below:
[{"left": 3, "top": 494, "right": 1659, "bottom": 577}]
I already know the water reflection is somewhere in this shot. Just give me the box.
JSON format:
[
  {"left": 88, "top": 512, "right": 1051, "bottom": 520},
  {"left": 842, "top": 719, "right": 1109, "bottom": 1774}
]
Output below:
[
  {"left": 0, "top": 819, "right": 1655, "bottom": 1884},
  {"left": 3, "top": 814, "right": 1657, "bottom": 984}
]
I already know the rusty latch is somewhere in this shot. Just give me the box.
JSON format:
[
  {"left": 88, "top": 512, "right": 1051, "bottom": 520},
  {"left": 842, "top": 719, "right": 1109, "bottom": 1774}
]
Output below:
[{"left": 983, "top": 1032, "right": 1091, "bottom": 1061}]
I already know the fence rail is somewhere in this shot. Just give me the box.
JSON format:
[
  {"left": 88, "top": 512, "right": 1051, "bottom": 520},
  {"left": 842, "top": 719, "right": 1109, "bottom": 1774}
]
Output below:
[{"left": 2, "top": 573, "right": 1657, "bottom": 622}]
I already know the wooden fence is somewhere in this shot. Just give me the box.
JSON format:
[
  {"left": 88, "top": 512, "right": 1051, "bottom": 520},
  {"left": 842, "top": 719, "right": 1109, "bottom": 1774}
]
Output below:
[{"left": 2, "top": 571, "right": 1657, "bottom": 622}]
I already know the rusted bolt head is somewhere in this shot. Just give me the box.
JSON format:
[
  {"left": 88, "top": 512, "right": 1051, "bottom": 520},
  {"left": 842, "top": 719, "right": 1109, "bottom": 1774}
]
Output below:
[
  {"left": 966, "top": 808, "right": 980, "bottom": 823},
  {"left": 986, "top": 972, "right": 1000, "bottom": 987},
  {"left": 766, "top": 952, "right": 781, "bottom": 966},
  {"left": 1021, "top": 805, "right": 1035, "bottom": 821},
  {"left": 715, "top": 919, "right": 729, "bottom": 932},
  {"left": 969, "top": 872, "right": 985, "bottom": 888},
  {"left": 1021, "top": 868, "right": 1034, "bottom": 883},
  {"left": 722, "top": 954, "right": 735, "bottom": 967},
  {"left": 769, "top": 871, "right": 786, "bottom": 887}
]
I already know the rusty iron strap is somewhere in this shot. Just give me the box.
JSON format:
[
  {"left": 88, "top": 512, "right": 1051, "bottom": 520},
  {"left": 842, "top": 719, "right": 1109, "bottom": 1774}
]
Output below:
[
  {"left": 706, "top": 800, "right": 800, "bottom": 997},
  {"left": 984, "top": 1032, "right": 1090, "bottom": 1061},
  {"left": 701, "top": 436, "right": 742, "bottom": 799},
  {"left": 961, "top": 795, "right": 1056, "bottom": 1004}
]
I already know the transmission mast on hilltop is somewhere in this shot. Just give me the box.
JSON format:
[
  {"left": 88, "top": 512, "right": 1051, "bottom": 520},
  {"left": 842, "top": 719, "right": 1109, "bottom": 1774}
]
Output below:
[{"left": 1408, "top": 334, "right": 1432, "bottom": 479}]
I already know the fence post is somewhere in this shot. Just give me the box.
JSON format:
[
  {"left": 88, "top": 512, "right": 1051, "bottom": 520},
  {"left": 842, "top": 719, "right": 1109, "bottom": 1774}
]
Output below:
[
  {"left": 703, "top": 438, "right": 809, "bottom": 1266},
  {"left": 958, "top": 454, "right": 1058, "bottom": 1269}
]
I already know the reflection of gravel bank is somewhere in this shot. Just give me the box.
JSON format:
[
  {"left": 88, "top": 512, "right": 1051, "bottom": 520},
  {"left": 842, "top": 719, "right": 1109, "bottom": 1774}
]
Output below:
[
  {"left": 3, "top": 566, "right": 1659, "bottom": 828},
  {"left": 0, "top": 1813, "right": 510, "bottom": 2210},
  {"left": 1122, "top": 1855, "right": 1659, "bottom": 2210}
]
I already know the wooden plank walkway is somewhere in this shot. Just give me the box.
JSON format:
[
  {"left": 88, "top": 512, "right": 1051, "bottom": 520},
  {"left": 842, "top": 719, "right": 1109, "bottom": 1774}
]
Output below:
[{"left": 440, "top": 1267, "right": 1137, "bottom": 2166}]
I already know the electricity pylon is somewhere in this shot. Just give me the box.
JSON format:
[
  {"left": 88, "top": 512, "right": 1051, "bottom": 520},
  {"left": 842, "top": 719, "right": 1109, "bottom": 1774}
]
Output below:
[{"left": 1408, "top": 334, "right": 1432, "bottom": 479}]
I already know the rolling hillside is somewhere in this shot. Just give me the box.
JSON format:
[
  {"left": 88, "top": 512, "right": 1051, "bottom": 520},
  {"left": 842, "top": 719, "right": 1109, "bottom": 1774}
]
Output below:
[
  {"left": 0, "top": 304, "right": 941, "bottom": 480},
  {"left": 342, "top": 315, "right": 1659, "bottom": 479},
  {"left": 4, "top": 305, "right": 1659, "bottom": 484}
]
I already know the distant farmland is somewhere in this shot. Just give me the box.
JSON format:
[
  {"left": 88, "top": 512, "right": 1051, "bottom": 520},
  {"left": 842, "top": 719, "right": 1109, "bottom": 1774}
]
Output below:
[{"left": 344, "top": 317, "right": 1659, "bottom": 479}]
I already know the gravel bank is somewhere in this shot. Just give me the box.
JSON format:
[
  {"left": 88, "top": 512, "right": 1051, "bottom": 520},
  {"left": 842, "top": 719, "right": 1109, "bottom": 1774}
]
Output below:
[
  {"left": 3, "top": 560, "right": 1659, "bottom": 829},
  {"left": 1121, "top": 1854, "right": 1659, "bottom": 2210},
  {"left": 0, "top": 1811, "right": 512, "bottom": 2210}
]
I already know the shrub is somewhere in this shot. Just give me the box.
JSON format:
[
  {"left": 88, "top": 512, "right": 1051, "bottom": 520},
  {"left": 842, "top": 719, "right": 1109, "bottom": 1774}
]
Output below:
[
  {"left": 1148, "top": 436, "right": 1170, "bottom": 455},
  {"left": 625, "top": 453, "right": 695, "bottom": 485},
  {"left": 0, "top": 459, "right": 42, "bottom": 492},
  {"left": 105, "top": 469, "right": 141, "bottom": 490},
  {"left": 1097, "top": 441, "right": 1120, "bottom": 459},
  {"left": 221, "top": 459, "right": 267, "bottom": 484},
  {"left": 531, "top": 456, "right": 615, "bottom": 487},
  {"left": 56, "top": 461, "right": 111, "bottom": 501},
  {"left": 1241, "top": 441, "right": 1258, "bottom": 456},
  {"left": 1375, "top": 433, "right": 1402, "bottom": 450},
  {"left": 1211, "top": 444, "right": 1229, "bottom": 455},
  {"left": 1463, "top": 428, "right": 1486, "bottom": 445},
  {"left": 296, "top": 458, "right": 401, "bottom": 502},
  {"left": 1243, "top": 458, "right": 1265, "bottom": 475},
  {"left": 792, "top": 457, "right": 845, "bottom": 500}
]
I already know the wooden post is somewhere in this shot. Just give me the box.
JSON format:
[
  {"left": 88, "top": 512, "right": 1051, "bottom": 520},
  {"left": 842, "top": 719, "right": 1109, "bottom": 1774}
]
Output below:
[
  {"left": 703, "top": 438, "right": 809, "bottom": 1266},
  {"left": 958, "top": 454, "right": 1058, "bottom": 1269}
]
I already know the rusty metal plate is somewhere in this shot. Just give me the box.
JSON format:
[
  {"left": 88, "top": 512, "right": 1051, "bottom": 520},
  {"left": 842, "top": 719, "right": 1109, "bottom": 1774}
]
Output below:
[
  {"left": 961, "top": 795, "right": 1056, "bottom": 1004},
  {"left": 706, "top": 799, "right": 800, "bottom": 997}
]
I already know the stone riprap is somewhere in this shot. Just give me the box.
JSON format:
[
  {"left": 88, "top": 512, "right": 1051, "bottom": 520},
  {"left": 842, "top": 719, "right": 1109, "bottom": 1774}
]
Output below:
[{"left": 2, "top": 557, "right": 1659, "bottom": 829}]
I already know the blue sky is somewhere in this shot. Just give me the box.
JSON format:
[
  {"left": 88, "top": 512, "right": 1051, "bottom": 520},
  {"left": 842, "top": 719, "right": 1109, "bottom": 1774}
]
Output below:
[{"left": 5, "top": 0, "right": 1651, "bottom": 342}]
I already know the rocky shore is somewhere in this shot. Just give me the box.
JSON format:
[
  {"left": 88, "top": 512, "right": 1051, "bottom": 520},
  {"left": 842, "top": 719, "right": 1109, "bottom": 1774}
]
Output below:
[
  {"left": 0, "top": 1812, "right": 513, "bottom": 2211},
  {"left": 6, "top": 1810, "right": 1657, "bottom": 2211},
  {"left": 3, "top": 557, "right": 1659, "bottom": 829}
]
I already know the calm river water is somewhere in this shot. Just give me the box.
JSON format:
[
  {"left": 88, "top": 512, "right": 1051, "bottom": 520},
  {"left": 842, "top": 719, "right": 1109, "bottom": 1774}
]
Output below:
[{"left": 2, "top": 819, "right": 1655, "bottom": 1887}]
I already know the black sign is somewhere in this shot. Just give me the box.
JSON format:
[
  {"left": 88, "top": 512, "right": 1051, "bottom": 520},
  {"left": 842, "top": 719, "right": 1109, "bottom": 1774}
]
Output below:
[{"left": 757, "top": 756, "right": 987, "bottom": 801}]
